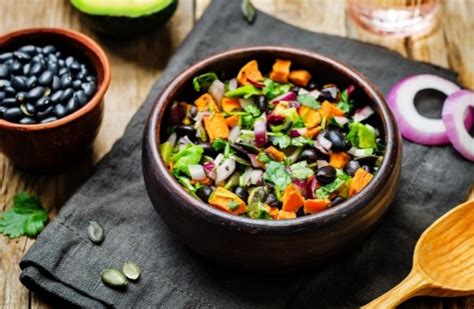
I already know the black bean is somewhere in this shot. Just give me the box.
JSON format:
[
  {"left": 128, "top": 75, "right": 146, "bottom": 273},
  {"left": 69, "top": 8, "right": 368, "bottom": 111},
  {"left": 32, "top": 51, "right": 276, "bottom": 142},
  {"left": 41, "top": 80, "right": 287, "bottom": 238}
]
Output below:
[
  {"left": 361, "top": 165, "right": 373, "bottom": 173},
  {"left": 1, "top": 98, "right": 17, "bottom": 108},
  {"left": 318, "top": 84, "right": 340, "bottom": 102},
  {"left": 69, "top": 61, "right": 80, "bottom": 72},
  {"left": 256, "top": 95, "right": 268, "bottom": 113},
  {"left": 47, "top": 53, "right": 57, "bottom": 63},
  {"left": 55, "top": 51, "right": 62, "bottom": 58},
  {"left": 0, "top": 79, "right": 11, "bottom": 88},
  {"left": 30, "top": 62, "right": 44, "bottom": 76},
  {"left": 10, "top": 76, "right": 26, "bottom": 90},
  {"left": 265, "top": 193, "right": 279, "bottom": 207},
  {"left": 13, "top": 51, "right": 31, "bottom": 63},
  {"left": 36, "top": 105, "right": 53, "bottom": 118},
  {"left": 66, "top": 97, "right": 78, "bottom": 114},
  {"left": 42, "top": 45, "right": 56, "bottom": 54},
  {"left": 22, "top": 63, "right": 31, "bottom": 75},
  {"left": 8, "top": 61, "right": 22, "bottom": 74},
  {"left": 38, "top": 70, "right": 54, "bottom": 86},
  {"left": 16, "top": 92, "right": 26, "bottom": 103},
  {"left": 58, "top": 67, "right": 69, "bottom": 76},
  {"left": 346, "top": 160, "right": 360, "bottom": 176},
  {"left": 175, "top": 125, "right": 196, "bottom": 139},
  {"left": 299, "top": 148, "right": 320, "bottom": 163},
  {"left": 0, "top": 106, "right": 6, "bottom": 118},
  {"left": 51, "top": 76, "right": 61, "bottom": 90},
  {"left": 20, "top": 103, "right": 33, "bottom": 116},
  {"left": 35, "top": 47, "right": 43, "bottom": 54},
  {"left": 86, "top": 75, "right": 96, "bottom": 82},
  {"left": 4, "top": 107, "right": 22, "bottom": 121},
  {"left": 60, "top": 88, "right": 74, "bottom": 102},
  {"left": 58, "top": 59, "right": 65, "bottom": 67},
  {"left": 48, "top": 61, "right": 59, "bottom": 75},
  {"left": 54, "top": 104, "right": 67, "bottom": 118},
  {"left": 19, "top": 45, "right": 36, "bottom": 54},
  {"left": 76, "top": 71, "right": 86, "bottom": 81},
  {"left": 35, "top": 96, "right": 51, "bottom": 110},
  {"left": 26, "top": 86, "right": 44, "bottom": 100},
  {"left": 325, "top": 129, "right": 349, "bottom": 152},
  {"left": 0, "top": 92, "right": 4, "bottom": 100},
  {"left": 196, "top": 185, "right": 213, "bottom": 202},
  {"left": 0, "top": 64, "right": 8, "bottom": 78},
  {"left": 25, "top": 76, "right": 37, "bottom": 88},
  {"left": 65, "top": 56, "right": 75, "bottom": 67},
  {"left": 60, "top": 74, "right": 72, "bottom": 88},
  {"left": 0, "top": 52, "right": 13, "bottom": 62},
  {"left": 72, "top": 79, "right": 82, "bottom": 90},
  {"left": 32, "top": 54, "right": 45, "bottom": 63},
  {"left": 234, "top": 186, "right": 249, "bottom": 202},
  {"left": 316, "top": 165, "right": 337, "bottom": 184},
  {"left": 75, "top": 90, "right": 88, "bottom": 105},
  {"left": 355, "top": 155, "right": 379, "bottom": 165},
  {"left": 25, "top": 103, "right": 36, "bottom": 115},
  {"left": 82, "top": 82, "right": 96, "bottom": 98},
  {"left": 199, "top": 143, "right": 217, "bottom": 157},
  {"left": 330, "top": 196, "right": 346, "bottom": 207},
  {"left": 4, "top": 87, "right": 15, "bottom": 97},
  {"left": 50, "top": 90, "right": 63, "bottom": 103},
  {"left": 19, "top": 117, "right": 36, "bottom": 124},
  {"left": 40, "top": 116, "right": 57, "bottom": 124}
]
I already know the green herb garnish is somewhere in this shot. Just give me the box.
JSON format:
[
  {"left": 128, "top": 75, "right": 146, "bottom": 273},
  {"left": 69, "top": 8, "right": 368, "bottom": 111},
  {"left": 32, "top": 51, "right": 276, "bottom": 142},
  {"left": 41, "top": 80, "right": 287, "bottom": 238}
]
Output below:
[
  {"left": 336, "top": 89, "right": 353, "bottom": 113},
  {"left": 263, "top": 161, "right": 292, "bottom": 190},
  {"left": 225, "top": 85, "right": 261, "bottom": 98},
  {"left": 316, "top": 170, "right": 350, "bottom": 199},
  {"left": 298, "top": 94, "right": 320, "bottom": 109},
  {"left": 262, "top": 78, "right": 292, "bottom": 99},
  {"left": 289, "top": 161, "right": 314, "bottom": 180},
  {"left": 0, "top": 192, "right": 48, "bottom": 238},
  {"left": 271, "top": 134, "right": 291, "bottom": 149},
  {"left": 193, "top": 72, "right": 218, "bottom": 92}
]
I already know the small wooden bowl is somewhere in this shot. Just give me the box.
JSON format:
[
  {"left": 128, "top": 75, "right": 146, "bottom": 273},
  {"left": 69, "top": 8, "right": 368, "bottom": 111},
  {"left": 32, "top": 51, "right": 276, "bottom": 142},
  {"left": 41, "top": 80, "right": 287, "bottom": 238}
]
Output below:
[
  {"left": 0, "top": 28, "right": 111, "bottom": 171},
  {"left": 143, "top": 47, "right": 402, "bottom": 271}
]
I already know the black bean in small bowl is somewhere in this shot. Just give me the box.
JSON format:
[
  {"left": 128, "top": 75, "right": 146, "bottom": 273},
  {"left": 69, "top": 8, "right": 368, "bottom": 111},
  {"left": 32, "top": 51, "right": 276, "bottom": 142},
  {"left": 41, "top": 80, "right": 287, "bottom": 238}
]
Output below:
[{"left": 0, "top": 28, "right": 111, "bottom": 171}]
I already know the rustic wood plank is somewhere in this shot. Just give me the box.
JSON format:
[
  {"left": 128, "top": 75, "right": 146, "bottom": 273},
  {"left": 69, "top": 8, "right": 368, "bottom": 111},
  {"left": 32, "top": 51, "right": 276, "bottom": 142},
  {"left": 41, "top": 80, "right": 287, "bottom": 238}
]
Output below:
[{"left": 1, "top": 1, "right": 472, "bottom": 308}]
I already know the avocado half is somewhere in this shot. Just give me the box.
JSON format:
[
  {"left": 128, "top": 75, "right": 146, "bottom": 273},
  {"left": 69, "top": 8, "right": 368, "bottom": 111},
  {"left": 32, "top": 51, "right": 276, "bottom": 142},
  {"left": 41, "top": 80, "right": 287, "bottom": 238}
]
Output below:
[{"left": 70, "top": 0, "right": 178, "bottom": 36}]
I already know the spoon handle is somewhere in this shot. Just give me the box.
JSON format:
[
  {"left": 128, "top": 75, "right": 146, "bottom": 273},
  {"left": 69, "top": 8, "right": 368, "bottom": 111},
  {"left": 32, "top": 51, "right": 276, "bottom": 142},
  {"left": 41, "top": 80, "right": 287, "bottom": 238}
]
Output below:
[{"left": 361, "top": 270, "right": 428, "bottom": 309}]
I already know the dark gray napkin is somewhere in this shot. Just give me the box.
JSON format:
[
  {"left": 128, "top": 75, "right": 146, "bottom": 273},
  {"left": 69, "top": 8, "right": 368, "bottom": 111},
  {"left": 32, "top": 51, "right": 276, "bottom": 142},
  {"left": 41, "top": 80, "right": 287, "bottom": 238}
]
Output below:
[{"left": 20, "top": 0, "right": 473, "bottom": 308}]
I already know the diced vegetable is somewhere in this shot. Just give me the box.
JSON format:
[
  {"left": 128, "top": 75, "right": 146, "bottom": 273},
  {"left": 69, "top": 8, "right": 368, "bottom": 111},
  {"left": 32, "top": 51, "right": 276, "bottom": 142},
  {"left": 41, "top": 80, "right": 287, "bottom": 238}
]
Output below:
[
  {"left": 299, "top": 106, "right": 322, "bottom": 128},
  {"left": 265, "top": 146, "right": 286, "bottom": 162},
  {"left": 320, "top": 101, "right": 345, "bottom": 118},
  {"left": 195, "top": 93, "right": 219, "bottom": 112},
  {"left": 304, "top": 199, "right": 331, "bottom": 214},
  {"left": 277, "top": 210, "right": 296, "bottom": 220},
  {"left": 329, "top": 152, "right": 351, "bottom": 169},
  {"left": 282, "top": 184, "right": 305, "bottom": 212},
  {"left": 269, "top": 59, "right": 291, "bottom": 83},
  {"left": 193, "top": 72, "right": 218, "bottom": 92},
  {"left": 348, "top": 168, "right": 374, "bottom": 197},
  {"left": 288, "top": 70, "right": 312, "bottom": 87},
  {"left": 221, "top": 97, "right": 241, "bottom": 112},
  {"left": 225, "top": 115, "right": 240, "bottom": 128},
  {"left": 237, "top": 60, "right": 263, "bottom": 86},
  {"left": 209, "top": 187, "right": 246, "bottom": 214},
  {"left": 171, "top": 144, "right": 204, "bottom": 177},
  {"left": 347, "top": 122, "right": 377, "bottom": 149},
  {"left": 208, "top": 79, "right": 225, "bottom": 105},
  {"left": 203, "top": 113, "right": 229, "bottom": 141}
]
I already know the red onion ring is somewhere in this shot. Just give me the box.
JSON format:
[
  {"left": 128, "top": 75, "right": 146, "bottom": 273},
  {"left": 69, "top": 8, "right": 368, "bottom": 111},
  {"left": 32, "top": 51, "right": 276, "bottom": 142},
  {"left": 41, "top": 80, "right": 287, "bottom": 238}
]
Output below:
[
  {"left": 442, "top": 90, "right": 474, "bottom": 161},
  {"left": 387, "top": 74, "right": 461, "bottom": 145}
]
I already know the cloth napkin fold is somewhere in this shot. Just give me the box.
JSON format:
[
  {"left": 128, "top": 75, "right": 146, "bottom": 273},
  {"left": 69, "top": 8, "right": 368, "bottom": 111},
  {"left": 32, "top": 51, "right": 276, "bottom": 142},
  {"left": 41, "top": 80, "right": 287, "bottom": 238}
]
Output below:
[{"left": 20, "top": 0, "right": 473, "bottom": 307}]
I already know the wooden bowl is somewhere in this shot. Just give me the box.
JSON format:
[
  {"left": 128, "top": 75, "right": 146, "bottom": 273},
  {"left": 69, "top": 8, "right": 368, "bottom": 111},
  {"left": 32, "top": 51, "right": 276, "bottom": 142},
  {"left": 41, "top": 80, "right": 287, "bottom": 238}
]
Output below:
[
  {"left": 0, "top": 28, "right": 111, "bottom": 171},
  {"left": 143, "top": 46, "right": 402, "bottom": 271}
]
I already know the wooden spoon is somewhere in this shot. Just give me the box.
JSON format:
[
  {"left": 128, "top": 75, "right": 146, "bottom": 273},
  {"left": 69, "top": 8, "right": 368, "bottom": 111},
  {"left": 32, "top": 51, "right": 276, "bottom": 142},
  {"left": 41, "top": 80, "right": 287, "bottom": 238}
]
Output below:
[{"left": 363, "top": 187, "right": 474, "bottom": 308}]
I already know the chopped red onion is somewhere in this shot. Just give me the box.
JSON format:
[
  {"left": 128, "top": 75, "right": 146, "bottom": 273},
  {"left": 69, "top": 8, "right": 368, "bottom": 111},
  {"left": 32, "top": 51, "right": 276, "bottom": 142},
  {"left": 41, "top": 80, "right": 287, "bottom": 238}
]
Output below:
[
  {"left": 248, "top": 154, "right": 262, "bottom": 168},
  {"left": 270, "top": 91, "right": 297, "bottom": 104},
  {"left": 308, "top": 89, "right": 321, "bottom": 98},
  {"left": 317, "top": 134, "right": 332, "bottom": 150},
  {"left": 254, "top": 117, "right": 268, "bottom": 147},
  {"left": 215, "top": 158, "right": 236, "bottom": 183},
  {"left": 208, "top": 79, "right": 225, "bottom": 104},
  {"left": 317, "top": 160, "right": 329, "bottom": 169},
  {"left": 348, "top": 147, "right": 374, "bottom": 157},
  {"left": 333, "top": 116, "right": 348, "bottom": 127},
  {"left": 249, "top": 170, "right": 264, "bottom": 185},
  {"left": 307, "top": 176, "right": 318, "bottom": 199},
  {"left": 442, "top": 90, "right": 474, "bottom": 161},
  {"left": 228, "top": 78, "right": 238, "bottom": 91},
  {"left": 353, "top": 106, "right": 374, "bottom": 123},
  {"left": 189, "top": 164, "right": 206, "bottom": 181},
  {"left": 228, "top": 125, "right": 241, "bottom": 143},
  {"left": 267, "top": 113, "right": 286, "bottom": 125},
  {"left": 287, "top": 101, "right": 301, "bottom": 108},
  {"left": 290, "top": 128, "right": 307, "bottom": 137},
  {"left": 313, "top": 141, "right": 329, "bottom": 155},
  {"left": 203, "top": 161, "right": 215, "bottom": 173},
  {"left": 347, "top": 85, "right": 355, "bottom": 95}
]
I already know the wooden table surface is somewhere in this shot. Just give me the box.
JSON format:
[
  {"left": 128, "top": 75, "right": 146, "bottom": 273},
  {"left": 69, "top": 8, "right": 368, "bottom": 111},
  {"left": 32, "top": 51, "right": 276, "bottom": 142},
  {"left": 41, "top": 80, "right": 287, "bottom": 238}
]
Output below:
[{"left": 1, "top": 0, "right": 473, "bottom": 308}]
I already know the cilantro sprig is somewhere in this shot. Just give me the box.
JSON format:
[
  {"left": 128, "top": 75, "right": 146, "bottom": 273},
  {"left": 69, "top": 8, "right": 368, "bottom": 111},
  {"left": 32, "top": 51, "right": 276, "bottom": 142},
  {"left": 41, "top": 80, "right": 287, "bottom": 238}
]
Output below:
[{"left": 0, "top": 192, "right": 48, "bottom": 238}]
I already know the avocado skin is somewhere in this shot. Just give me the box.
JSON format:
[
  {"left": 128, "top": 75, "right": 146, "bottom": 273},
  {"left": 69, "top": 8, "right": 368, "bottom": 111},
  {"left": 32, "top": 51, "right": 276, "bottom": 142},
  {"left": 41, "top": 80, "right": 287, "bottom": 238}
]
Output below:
[{"left": 74, "top": 0, "right": 178, "bottom": 36}]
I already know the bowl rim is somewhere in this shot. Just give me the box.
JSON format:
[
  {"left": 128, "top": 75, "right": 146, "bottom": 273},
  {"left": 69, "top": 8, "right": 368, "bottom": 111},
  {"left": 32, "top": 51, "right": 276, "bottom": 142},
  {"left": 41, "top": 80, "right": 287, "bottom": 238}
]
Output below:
[
  {"left": 0, "top": 27, "right": 111, "bottom": 131},
  {"left": 145, "top": 46, "right": 401, "bottom": 232}
]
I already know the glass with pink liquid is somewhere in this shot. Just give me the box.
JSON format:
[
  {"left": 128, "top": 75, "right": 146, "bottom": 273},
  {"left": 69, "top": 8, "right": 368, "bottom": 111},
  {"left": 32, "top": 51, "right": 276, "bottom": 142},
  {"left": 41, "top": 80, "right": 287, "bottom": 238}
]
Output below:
[{"left": 347, "top": 0, "right": 441, "bottom": 37}]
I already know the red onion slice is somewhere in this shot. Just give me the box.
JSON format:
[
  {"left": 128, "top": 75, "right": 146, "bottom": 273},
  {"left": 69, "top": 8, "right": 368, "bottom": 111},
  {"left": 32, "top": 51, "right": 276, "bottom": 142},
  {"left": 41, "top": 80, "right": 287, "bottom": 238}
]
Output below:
[
  {"left": 270, "top": 91, "right": 297, "bottom": 104},
  {"left": 442, "top": 90, "right": 474, "bottom": 161},
  {"left": 208, "top": 79, "right": 225, "bottom": 104},
  {"left": 387, "top": 74, "right": 461, "bottom": 145},
  {"left": 254, "top": 117, "right": 268, "bottom": 147},
  {"left": 353, "top": 106, "right": 374, "bottom": 123},
  {"left": 189, "top": 164, "right": 206, "bottom": 181}
]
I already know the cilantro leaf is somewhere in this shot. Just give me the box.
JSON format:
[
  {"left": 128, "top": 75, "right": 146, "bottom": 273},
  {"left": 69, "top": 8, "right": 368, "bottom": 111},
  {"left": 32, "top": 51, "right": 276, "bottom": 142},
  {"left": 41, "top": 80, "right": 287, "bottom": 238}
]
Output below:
[
  {"left": 227, "top": 200, "right": 241, "bottom": 211},
  {"left": 298, "top": 94, "right": 320, "bottom": 109},
  {"left": 0, "top": 192, "right": 48, "bottom": 238},
  {"left": 211, "top": 138, "right": 227, "bottom": 151},
  {"left": 291, "top": 136, "right": 314, "bottom": 147},
  {"left": 241, "top": 114, "right": 256, "bottom": 129},
  {"left": 193, "top": 72, "right": 218, "bottom": 92},
  {"left": 263, "top": 161, "right": 292, "bottom": 190},
  {"left": 271, "top": 135, "right": 291, "bottom": 149},
  {"left": 347, "top": 122, "right": 377, "bottom": 149},
  {"left": 246, "top": 202, "right": 271, "bottom": 219},
  {"left": 262, "top": 78, "right": 292, "bottom": 99},
  {"left": 243, "top": 104, "right": 261, "bottom": 117},
  {"left": 289, "top": 161, "right": 314, "bottom": 180},
  {"left": 225, "top": 85, "right": 261, "bottom": 98},
  {"left": 336, "top": 89, "right": 353, "bottom": 113},
  {"left": 172, "top": 144, "right": 204, "bottom": 176},
  {"left": 316, "top": 170, "right": 350, "bottom": 199}
]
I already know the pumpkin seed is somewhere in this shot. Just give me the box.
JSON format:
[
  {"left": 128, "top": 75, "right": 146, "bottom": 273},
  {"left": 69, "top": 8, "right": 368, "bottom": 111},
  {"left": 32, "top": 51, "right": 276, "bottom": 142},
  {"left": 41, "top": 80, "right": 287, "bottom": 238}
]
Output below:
[
  {"left": 87, "top": 220, "right": 104, "bottom": 244},
  {"left": 101, "top": 268, "right": 127, "bottom": 288},
  {"left": 122, "top": 262, "right": 141, "bottom": 281},
  {"left": 241, "top": 0, "right": 257, "bottom": 24}
]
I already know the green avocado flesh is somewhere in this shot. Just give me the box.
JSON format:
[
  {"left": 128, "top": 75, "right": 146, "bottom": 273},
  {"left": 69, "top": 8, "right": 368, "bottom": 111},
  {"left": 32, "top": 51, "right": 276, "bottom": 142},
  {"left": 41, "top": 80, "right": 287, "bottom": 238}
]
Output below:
[{"left": 71, "top": 0, "right": 175, "bottom": 18}]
